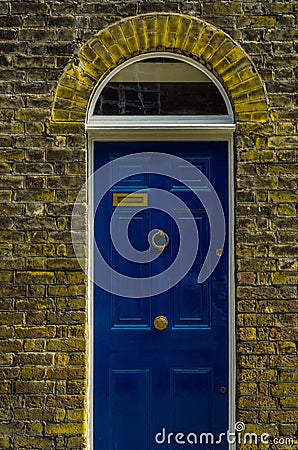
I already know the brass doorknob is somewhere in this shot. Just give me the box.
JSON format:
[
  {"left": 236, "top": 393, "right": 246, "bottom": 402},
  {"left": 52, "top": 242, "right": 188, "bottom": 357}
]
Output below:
[
  {"left": 153, "top": 315, "right": 168, "bottom": 331},
  {"left": 151, "top": 230, "right": 169, "bottom": 252}
]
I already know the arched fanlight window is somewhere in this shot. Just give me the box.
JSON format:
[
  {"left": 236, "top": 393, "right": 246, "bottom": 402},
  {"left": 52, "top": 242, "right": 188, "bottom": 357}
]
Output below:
[{"left": 87, "top": 53, "right": 234, "bottom": 129}]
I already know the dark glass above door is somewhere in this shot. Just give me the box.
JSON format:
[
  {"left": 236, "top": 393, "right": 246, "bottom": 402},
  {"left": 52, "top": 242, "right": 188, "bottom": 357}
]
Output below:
[{"left": 93, "top": 58, "right": 228, "bottom": 116}]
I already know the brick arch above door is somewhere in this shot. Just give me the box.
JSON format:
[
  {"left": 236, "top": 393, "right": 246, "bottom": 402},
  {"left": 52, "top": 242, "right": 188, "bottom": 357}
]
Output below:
[{"left": 51, "top": 13, "right": 269, "bottom": 124}]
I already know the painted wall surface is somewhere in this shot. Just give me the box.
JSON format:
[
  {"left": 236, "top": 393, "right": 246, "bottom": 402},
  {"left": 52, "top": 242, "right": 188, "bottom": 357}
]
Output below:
[{"left": 0, "top": 1, "right": 297, "bottom": 449}]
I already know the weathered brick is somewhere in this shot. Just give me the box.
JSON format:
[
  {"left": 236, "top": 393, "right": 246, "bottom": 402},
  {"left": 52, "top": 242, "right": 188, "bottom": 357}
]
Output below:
[
  {"left": 47, "top": 284, "right": 86, "bottom": 296},
  {"left": 47, "top": 312, "right": 86, "bottom": 325},
  {"left": 278, "top": 341, "right": 297, "bottom": 354},
  {"left": 46, "top": 395, "right": 84, "bottom": 408},
  {"left": 204, "top": 2, "right": 242, "bottom": 15},
  {"left": 15, "top": 271, "right": 55, "bottom": 284},
  {"left": 16, "top": 298, "right": 54, "bottom": 311},
  {"left": 14, "top": 436, "right": 53, "bottom": 449},
  {"left": 46, "top": 339, "right": 85, "bottom": 352},
  {"left": 15, "top": 353, "right": 53, "bottom": 367},
  {"left": 280, "top": 371, "right": 298, "bottom": 382},
  {"left": 268, "top": 135, "right": 298, "bottom": 148},
  {"left": 239, "top": 396, "right": 277, "bottom": 409},
  {"left": 23, "top": 339, "right": 46, "bottom": 352},
  {"left": 271, "top": 273, "right": 298, "bottom": 285},
  {"left": 268, "top": 192, "right": 298, "bottom": 203},
  {"left": 46, "top": 258, "right": 82, "bottom": 270},
  {"left": 15, "top": 189, "right": 55, "bottom": 202},
  {"left": 277, "top": 204, "right": 296, "bottom": 216},
  {"left": 269, "top": 355, "right": 298, "bottom": 368},
  {"left": 21, "top": 367, "right": 47, "bottom": 380},
  {"left": 15, "top": 244, "right": 56, "bottom": 257},
  {"left": 237, "top": 327, "right": 257, "bottom": 340},
  {"left": 237, "top": 258, "right": 277, "bottom": 271},
  {"left": 15, "top": 326, "right": 56, "bottom": 339},
  {"left": 66, "top": 380, "right": 87, "bottom": 394},
  {"left": 46, "top": 422, "right": 86, "bottom": 435},
  {"left": 0, "top": 231, "right": 25, "bottom": 243},
  {"left": 269, "top": 411, "right": 298, "bottom": 423},
  {"left": 0, "top": 435, "right": 10, "bottom": 448},
  {"left": 15, "top": 381, "right": 55, "bottom": 394}
]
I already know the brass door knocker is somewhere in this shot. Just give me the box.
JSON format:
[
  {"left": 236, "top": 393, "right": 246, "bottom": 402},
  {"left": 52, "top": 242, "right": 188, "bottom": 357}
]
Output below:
[{"left": 151, "top": 230, "right": 169, "bottom": 252}]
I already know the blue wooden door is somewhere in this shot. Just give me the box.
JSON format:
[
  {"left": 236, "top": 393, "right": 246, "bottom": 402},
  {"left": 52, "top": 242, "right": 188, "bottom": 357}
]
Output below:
[{"left": 93, "top": 142, "right": 229, "bottom": 449}]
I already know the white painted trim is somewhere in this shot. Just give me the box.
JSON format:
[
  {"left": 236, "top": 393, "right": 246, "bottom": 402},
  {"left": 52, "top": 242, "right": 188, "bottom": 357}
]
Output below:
[
  {"left": 87, "top": 134, "right": 236, "bottom": 450},
  {"left": 87, "top": 125, "right": 235, "bottom": 143},
  {"left": 87, "top": 117, "right": 235, "bottom": 129},
  {"left": 87, "top": 139, "right": 94, "bottom": 450},
  {"left": 228, "top": 136, "right": 236, "bottom": 448},
  {"left": 88, "top": 118, "right": 234, "bottom": 132}
]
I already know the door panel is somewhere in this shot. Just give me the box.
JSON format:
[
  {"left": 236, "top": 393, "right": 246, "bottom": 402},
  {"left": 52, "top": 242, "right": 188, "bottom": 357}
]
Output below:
[
  {"left": 93, "top": 141, "right": 229, "bottom": 449},
  {"left": 171, "top": 213, "right": 210, "bottom": 329},
  {"left": 110, "top": 369, "right": 151, "bottom": 449}
]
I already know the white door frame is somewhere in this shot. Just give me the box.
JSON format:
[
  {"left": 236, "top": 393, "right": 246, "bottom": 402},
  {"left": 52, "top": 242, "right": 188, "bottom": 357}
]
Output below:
[{"left": 86, "top": 52, "right": 236, "bottom": 450}]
